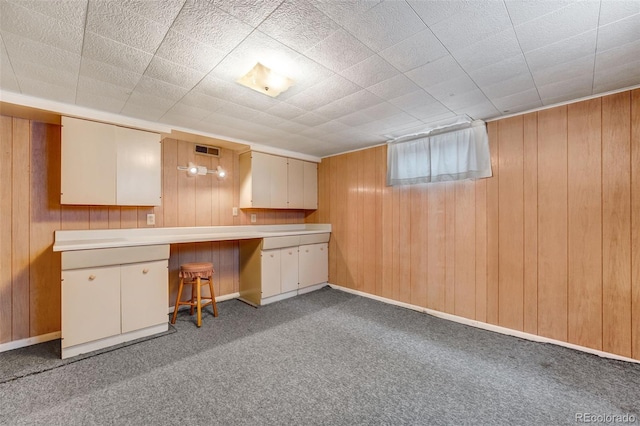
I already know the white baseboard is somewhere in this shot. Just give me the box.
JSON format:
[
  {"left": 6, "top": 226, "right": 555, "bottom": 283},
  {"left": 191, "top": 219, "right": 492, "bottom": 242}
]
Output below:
[
  {"left": 329, "top": 283, "right": 640, "bottom": 365},
  {"left": 0, "top": 331, "right": 61, "bottom": 353}
]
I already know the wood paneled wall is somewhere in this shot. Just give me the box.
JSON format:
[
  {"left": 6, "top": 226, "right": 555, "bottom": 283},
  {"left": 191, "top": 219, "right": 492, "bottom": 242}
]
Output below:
[
  {"left": 0, "top": 116, "right": 303, "bottom": 345},
  {"left": 308, "top": 89, "right": 640, "bottom": 361}
]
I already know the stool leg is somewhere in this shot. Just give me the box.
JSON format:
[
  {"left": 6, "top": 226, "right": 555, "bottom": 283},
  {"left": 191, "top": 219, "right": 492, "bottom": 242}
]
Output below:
[
  {"left": 171, "top": 278, "right": 185, "bottom": 324},
  {"left": 196, "top": 276, "right": 202, "bottom": 327},
  {"left": 209, "top": 274, "right": 218, "bottom": 317},
  {"left": 190, "top": 280, "right": 195, "bottom": 315}
]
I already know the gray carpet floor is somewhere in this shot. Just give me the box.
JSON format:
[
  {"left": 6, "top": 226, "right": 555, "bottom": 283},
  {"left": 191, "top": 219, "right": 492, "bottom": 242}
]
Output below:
[{"left": 1, "top": 286, "right": 638, "bottom": 425}]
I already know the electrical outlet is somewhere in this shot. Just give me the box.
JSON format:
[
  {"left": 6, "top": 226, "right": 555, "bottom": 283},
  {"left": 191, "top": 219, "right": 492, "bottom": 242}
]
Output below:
[
  {"left": 146, "top": 213, "right": 155, "bottom": 226},
  {"left": 232, "top": 207, "right": 238, "bottom": 216},
  {"left": 250, "top": 213, "right": 257, "bottom": 223}
]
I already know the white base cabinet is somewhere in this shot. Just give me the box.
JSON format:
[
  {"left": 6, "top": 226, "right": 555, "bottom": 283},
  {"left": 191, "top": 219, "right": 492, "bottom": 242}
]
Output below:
[
  {"left": 61, "top": 245, "right": 169, "bottom": 359},
  {"left": 239, "top": 233, "right": 330, "bottom": 306}
]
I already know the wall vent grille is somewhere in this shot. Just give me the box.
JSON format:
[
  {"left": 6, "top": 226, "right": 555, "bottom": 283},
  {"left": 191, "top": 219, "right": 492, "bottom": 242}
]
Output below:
[{"left": 194, "top": 144, "right": 220, "bottom": 157}]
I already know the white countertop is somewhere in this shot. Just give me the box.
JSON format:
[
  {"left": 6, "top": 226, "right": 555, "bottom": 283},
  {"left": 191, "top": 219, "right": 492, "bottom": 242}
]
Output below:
[{"left": 53, "top": 224, "right": 332, "bottom": 252}]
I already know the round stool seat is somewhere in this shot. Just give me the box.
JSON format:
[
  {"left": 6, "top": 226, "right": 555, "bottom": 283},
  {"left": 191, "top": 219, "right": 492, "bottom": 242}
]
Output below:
[{"left": 180, "top": 262, "right": 214, "bottom": 279}]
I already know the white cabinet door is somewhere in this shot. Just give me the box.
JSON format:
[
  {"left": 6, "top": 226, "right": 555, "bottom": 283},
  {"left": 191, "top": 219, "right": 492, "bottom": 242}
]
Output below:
[
  {"left": 287, "top": 158, "right": 304, "bottom": 209},
  {"left": 280, "top": 247, "right": 299, "bottom": 293},
  {"left": 298, "top": 243, "right": 328, "bottom": 288},
  {"left": 116, "top": 127, "right": 161, "bottom": 206},
  {"left": 270, "top": 154, "right": 288, "bottom": 208},
  {"left": 303, "top": 161, "right": 318, "bottom": 210},
  {"left": 249, "top": 151, "right": 271, "bottom": 208},
  {"left": 261, "top": 249, "right": 281, "bottom": 298},
  {"left": 61, "top": 116, "right": 117, "bottom": 205},
  {"left": 121, "top": 260, "right": 168, "bottom": 334},
  {"left": 62, "top": 265, "right": 121, "bottom": 348}
]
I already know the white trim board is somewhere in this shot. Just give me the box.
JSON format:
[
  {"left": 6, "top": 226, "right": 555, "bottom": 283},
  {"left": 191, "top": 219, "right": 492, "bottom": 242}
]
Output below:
[
  {"left": 0, "top": 331, "right": 61, "bottom": 353},
  {"left": 329, "top": 284, "right": 640, "bottom": 365}
]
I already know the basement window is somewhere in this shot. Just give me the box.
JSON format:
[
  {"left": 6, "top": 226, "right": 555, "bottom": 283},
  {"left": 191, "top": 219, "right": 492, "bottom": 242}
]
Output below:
[{"left": 386, "top": 119, "right": 492, "bottom": 186}]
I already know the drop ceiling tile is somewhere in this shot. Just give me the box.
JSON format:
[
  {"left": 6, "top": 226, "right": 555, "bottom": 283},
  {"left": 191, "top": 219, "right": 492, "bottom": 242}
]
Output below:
[
  {"left": 515, "top": 1, "right": 600, "bottom": 52},
  {"left": 79, "top": 58, "right": 142, "bottom": 91},
  {"left": 595, "top": 39, "right": 640, "bottom": 72},
  {"left": 77, "top": 75, "right": 131, "bottom": 103},
  {"left": 144, "top": 56, "right": 206, "bottom": 89},
  {"left": 406, "top": 102, "right": 452, "bottom": 121},
  {"left": 430, "top": 1, "right": 512, "bottom": 53},
  {"left": 492, "top": 88, "right": 541, "bottom": 112},
  {"left": 405, "top": 55, "right": 468, "bottom": 90},
  {"left": 265, "top": 102, "right": 307, "bottom": 120},
  {"left": 178, "top": 91, "right": 225, "bottom": 112},
  {"left": 598, "top": 0, "right": 640, "bottom": 26},
  {"left": 165, "top": 102, "right": 214, "bottom": 122},
  {"left": 134, "top": 75, "right": 189, "bottom": 102},
  {"left": 196, "top": 75, "right": 280, "bottom": 111},
  {"left": 258, "top": 0, "right": 340, "bottom": 53},
  {"left": 312, "top": 0, "right": 381, "bottom": 29},
  {"left": 339, "top": 55, "right": 399, "bottom": 88},
  {"left": 407, "top": 0, "right": 471, "bottom": 27},
  {"left": 336, "top": 110, "right": 375, "bottom": 127},
  {"left": 593, "top": 58, "right": 640, "bottom": 92},
  {"left": 378, "top": 29, "right": 448, "bottom": 73},
  {"left": 0, "top": 39, "right": 20, "bottom": 91},
  {"left": 82, "top": 31, "right": 153, "bottom": 74},
  {"left": 469, "top": 54, "right": 531, "bottom": 88},
  {"left": 481, "top": 73, "right": 536, "bottom": 100},
  {"left": 597, "top": 13, "right": 640, "bottom": 53},
  {"left": 388, "top": 90, "right": 438, "bottom": 111},
  {"left": 75, "top": 91, "right": 127, "bottom": 114},
  {"left": 273, "top": 119, "right": 309, "bottom": 134},
  {"left": 304, "top": 29, "right": 374, "bottom": 73},
  {"left": 159, "top": 111, "right": 204, "bottom": 130},
  {"left": 286, "top": 74, "right": 361, "bottom": 111},
  {"left": 122, "top": 92, "right": 174, "bottom": 120},
  {"left": 367, "top": 74, "right": 421, "bottom": 101},
  {"left": 504, "top": 0, "right": 576, "bottom": 26},
  {"left": 538, "top": 73, "right": 593, "bottom": 101},
  {"left": 17, "top": 77, "right": 76, "bottom": 103},
  {"left": 211, "top": 0, "right": 281, "bottom": 27},
  {"left": 360, "top": 101, "right": 405, "bottom": 121},
  {"left": 452, "top": 27, "right": 522, "bottom": 71},
  {"left": 315, "top": 90, "right": 385, "bottom": 120},
  {"left": 423, "top": 75, "right": 479, "bottom": 102},
  {"left": 416, "top": 111, "right": 457, "bottom": 125},
  {"left": 525, "top": 29, "right": 596, "bottom": 72},
  {"left": 8, "top": 0, "right": 87, "bottom": 28},
  {"left": 341, "top": 1, "right": 427, "bottom": 52},
  {"left": 11, "top": 58, "right": 77, "bottom": 89},
  {"left": 117, "top": 0, "right": 185, "bottom": 27},
  {"left": 531, "top": 55, "right": 595, "bottom": 87},
  {"left": 170, "top": 0, "right": 254, "bottom": 52},
  {"left": 438, "top": 88, "right": 490, "bottom": 111},
  {"left": 293, "top": 112, "right": 330, "bottom": 127},
  {"left": 313, "top": 120, "right": 352, "bottom": 135},
  {"left": 456, "top": 101, "right": 501, "bottom": 120},
  {"left": 86, "top": 0, "right": 170, "bottom": 53},
  {"left": 154, "top": 30, "right": 227, "bottom": 74},
  {"left": 0, "top": 1, "right": 84, "bottom": 54},
  {"left": 356, "top": 112, "right": 422, "bottom": 135},
  {"left": 1, "top": 31, "right": 81, "bottom": 75}
]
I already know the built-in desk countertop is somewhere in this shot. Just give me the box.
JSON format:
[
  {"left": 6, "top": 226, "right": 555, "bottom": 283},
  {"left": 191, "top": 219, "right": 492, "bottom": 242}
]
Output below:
[{"left": 53, "top": 224, "right": 332, "bottom": 252}]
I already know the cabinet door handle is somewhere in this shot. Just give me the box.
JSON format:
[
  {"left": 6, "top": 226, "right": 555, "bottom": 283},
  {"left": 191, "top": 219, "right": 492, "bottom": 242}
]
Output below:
[
  {"left": 288, "top": 251, "right": 292, "bottom": 255},
  {"left": 143, "top": 269, "right": 149, "bottom": 274},
  {"left": 88, "top": 275, "right": 96, "bottom": 281},
  {"left": 306, "top": 249, "right": 309, "bottom": 253},
  {"left": 320, "top": 247, "right": 324, "bottom": 251},
  {"left": 270, "top": 254, "right": 274, "bottom": 258}
]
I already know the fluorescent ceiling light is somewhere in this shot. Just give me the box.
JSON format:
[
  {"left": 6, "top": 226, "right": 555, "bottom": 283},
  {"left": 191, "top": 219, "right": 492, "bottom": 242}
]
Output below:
[{"left": 236, "top": 62, "right": 294, "bottom": 98}]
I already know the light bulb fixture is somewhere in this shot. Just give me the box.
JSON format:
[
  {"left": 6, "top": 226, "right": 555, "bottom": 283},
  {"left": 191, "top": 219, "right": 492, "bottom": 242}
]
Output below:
[
  {"left": 177, "top": 162, "right": 227, "bottom": 179},
  {"left": 236, "top": 62, "right": 294, "bottom": 98}
]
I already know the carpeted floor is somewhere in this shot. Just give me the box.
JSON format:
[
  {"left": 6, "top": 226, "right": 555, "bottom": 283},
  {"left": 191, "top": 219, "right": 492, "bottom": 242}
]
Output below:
[{"left": 1, "top": 286, "right": 638, "bottom": 425}]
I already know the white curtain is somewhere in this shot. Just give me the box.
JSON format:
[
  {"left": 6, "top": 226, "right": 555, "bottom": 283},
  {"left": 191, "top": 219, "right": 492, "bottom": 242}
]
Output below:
[{"left": 386, "top": 122, "right": 492, "bottom": 186}]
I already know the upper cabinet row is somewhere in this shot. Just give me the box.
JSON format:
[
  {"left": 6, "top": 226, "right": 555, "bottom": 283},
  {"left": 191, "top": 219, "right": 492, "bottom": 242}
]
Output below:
[
  {"left": 239, "top": 151, "right": 318, "bottom": 210},
  {"left": 61, "top": 117, "right": 162, "bottom": 206}
]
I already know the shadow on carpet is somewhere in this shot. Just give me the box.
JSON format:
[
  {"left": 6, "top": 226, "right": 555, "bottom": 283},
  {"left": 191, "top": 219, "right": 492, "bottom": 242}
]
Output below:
[{"left": 0, "top": 324, "right": 176, "bottom": 384}]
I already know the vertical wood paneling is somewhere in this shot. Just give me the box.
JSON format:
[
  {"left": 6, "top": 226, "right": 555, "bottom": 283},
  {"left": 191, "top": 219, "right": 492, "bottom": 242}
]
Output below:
[
  {"left": 537, "top": 106, "right": 568, "bottom": 341},
  {"left": 444, "top": 182, "right": 456, "bottom": 314},
  {"left": 523, "top": 113, "right": 538, "bottom": 335},
  {"left": 0, "top": 116, "right": 13, "bottom": 343},
  {"left": 162, "top": 138, "right": 178, "bottom": 227},
  {"left": 120, "top": 207, "right": 138, "bottom": 228},
  {"left": 328, "top": 157, "right": 338, "bottom": 284},
  {"left": 89, "top": 207, "right": 109, "bottom": 229},
  {"left": 410, "top": 184, "right": 427, "bottom": 308},
  {"left": 218, "top": 147, "right": 234, "bottom": 226},
  {"left": 362, "top": 148, "right": 376, "bottom": 296},
  {"left": 374, "top": 146, "right": 384, "bottom": 296},
  {"left": 196, "top": 152, "right": 213, "bottom": 226},
  {"left": 475, "top": 177, "right": 487, "bottom": 323},
  {"left": 108, "top": 207, "right": 121, "bottom": 229},
  {"left": 631, "top": 89, "right": 640, "bottom": 360},
  {"left": 177, "top": 140, "right": 196, "bottom": 227},
  {"left": 602, "top": 92, "right": 632, "bottom": 357},
  {"left": 381, "top": 154, "right": 393, "bottom": 299},
  {"left": 335, "top": 154, "right": 348, "bottom": 287},
  {"left": 346, "top": 152, "right": 359, "bottom": 289},
  {"left": 29, "top": 122, "right": 61, "bottom": 336},
  {"left": 12, "top": 118, "right": 31, "bottom": 340},
  {"left": 426, "top": 183, "right": 445, "bottom": 312},
  {"left": 355, "top": 151, "right": 365, "bottom": 292},
  {"left": 454, "top": 180, "right": 476, "bottom": 319},
  {"left": 486, "top": 121, "right": 499, "bottom": 325},
  {"left": 398, "top": 186, "right": 411, "bottom": 303},
  {"left": 567, "top": 98, "right": 602, "bottom": 350},
  {"left": 498, "top": 116, "right": 524, "bottom": 331}
]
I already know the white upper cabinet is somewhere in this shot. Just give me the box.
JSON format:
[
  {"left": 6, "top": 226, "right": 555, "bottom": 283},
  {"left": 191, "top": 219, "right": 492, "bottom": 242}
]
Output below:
[
  {"left": 61, "top": 117, "right": 161, "bottom": 206},
  {"left": 239, "top": 150, "right": 318, "bottom": 210}
]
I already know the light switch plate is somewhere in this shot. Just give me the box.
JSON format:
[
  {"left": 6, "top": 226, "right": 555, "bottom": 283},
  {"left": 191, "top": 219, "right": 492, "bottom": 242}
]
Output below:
[
  {"left": 232, "top": 207, "right": 238, "bottom": 216},
  {"left": 147, "top": 213, "right": 155, "bottom": 225},
  {"left": 250, "top": 213, "right": 257, "bottom": 223}
]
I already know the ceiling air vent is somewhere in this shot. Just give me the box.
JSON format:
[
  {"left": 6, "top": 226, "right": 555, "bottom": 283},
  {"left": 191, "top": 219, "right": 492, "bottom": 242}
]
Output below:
[{"left": 194, "top": 144, "right": 220, "bottom": 157}]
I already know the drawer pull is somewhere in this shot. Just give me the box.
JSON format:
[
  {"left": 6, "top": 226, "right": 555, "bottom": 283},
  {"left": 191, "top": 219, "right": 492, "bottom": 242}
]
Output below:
[
  {"left": 88, "top": 275, "right": 96, "bottom": 281},
  {"left": 143, "top": 269, "right": 149, "bottom": 274}
]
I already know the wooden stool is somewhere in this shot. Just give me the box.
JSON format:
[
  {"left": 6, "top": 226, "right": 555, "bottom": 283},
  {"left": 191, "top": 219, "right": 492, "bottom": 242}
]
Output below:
[{"left": 171, "top": 262, "right": 218, "bottom": 327}]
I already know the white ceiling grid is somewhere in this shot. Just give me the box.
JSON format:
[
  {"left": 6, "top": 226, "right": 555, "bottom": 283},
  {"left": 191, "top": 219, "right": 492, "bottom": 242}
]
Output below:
[{"left": 0, "top": 0, "right": 639, "bottom": 157}]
